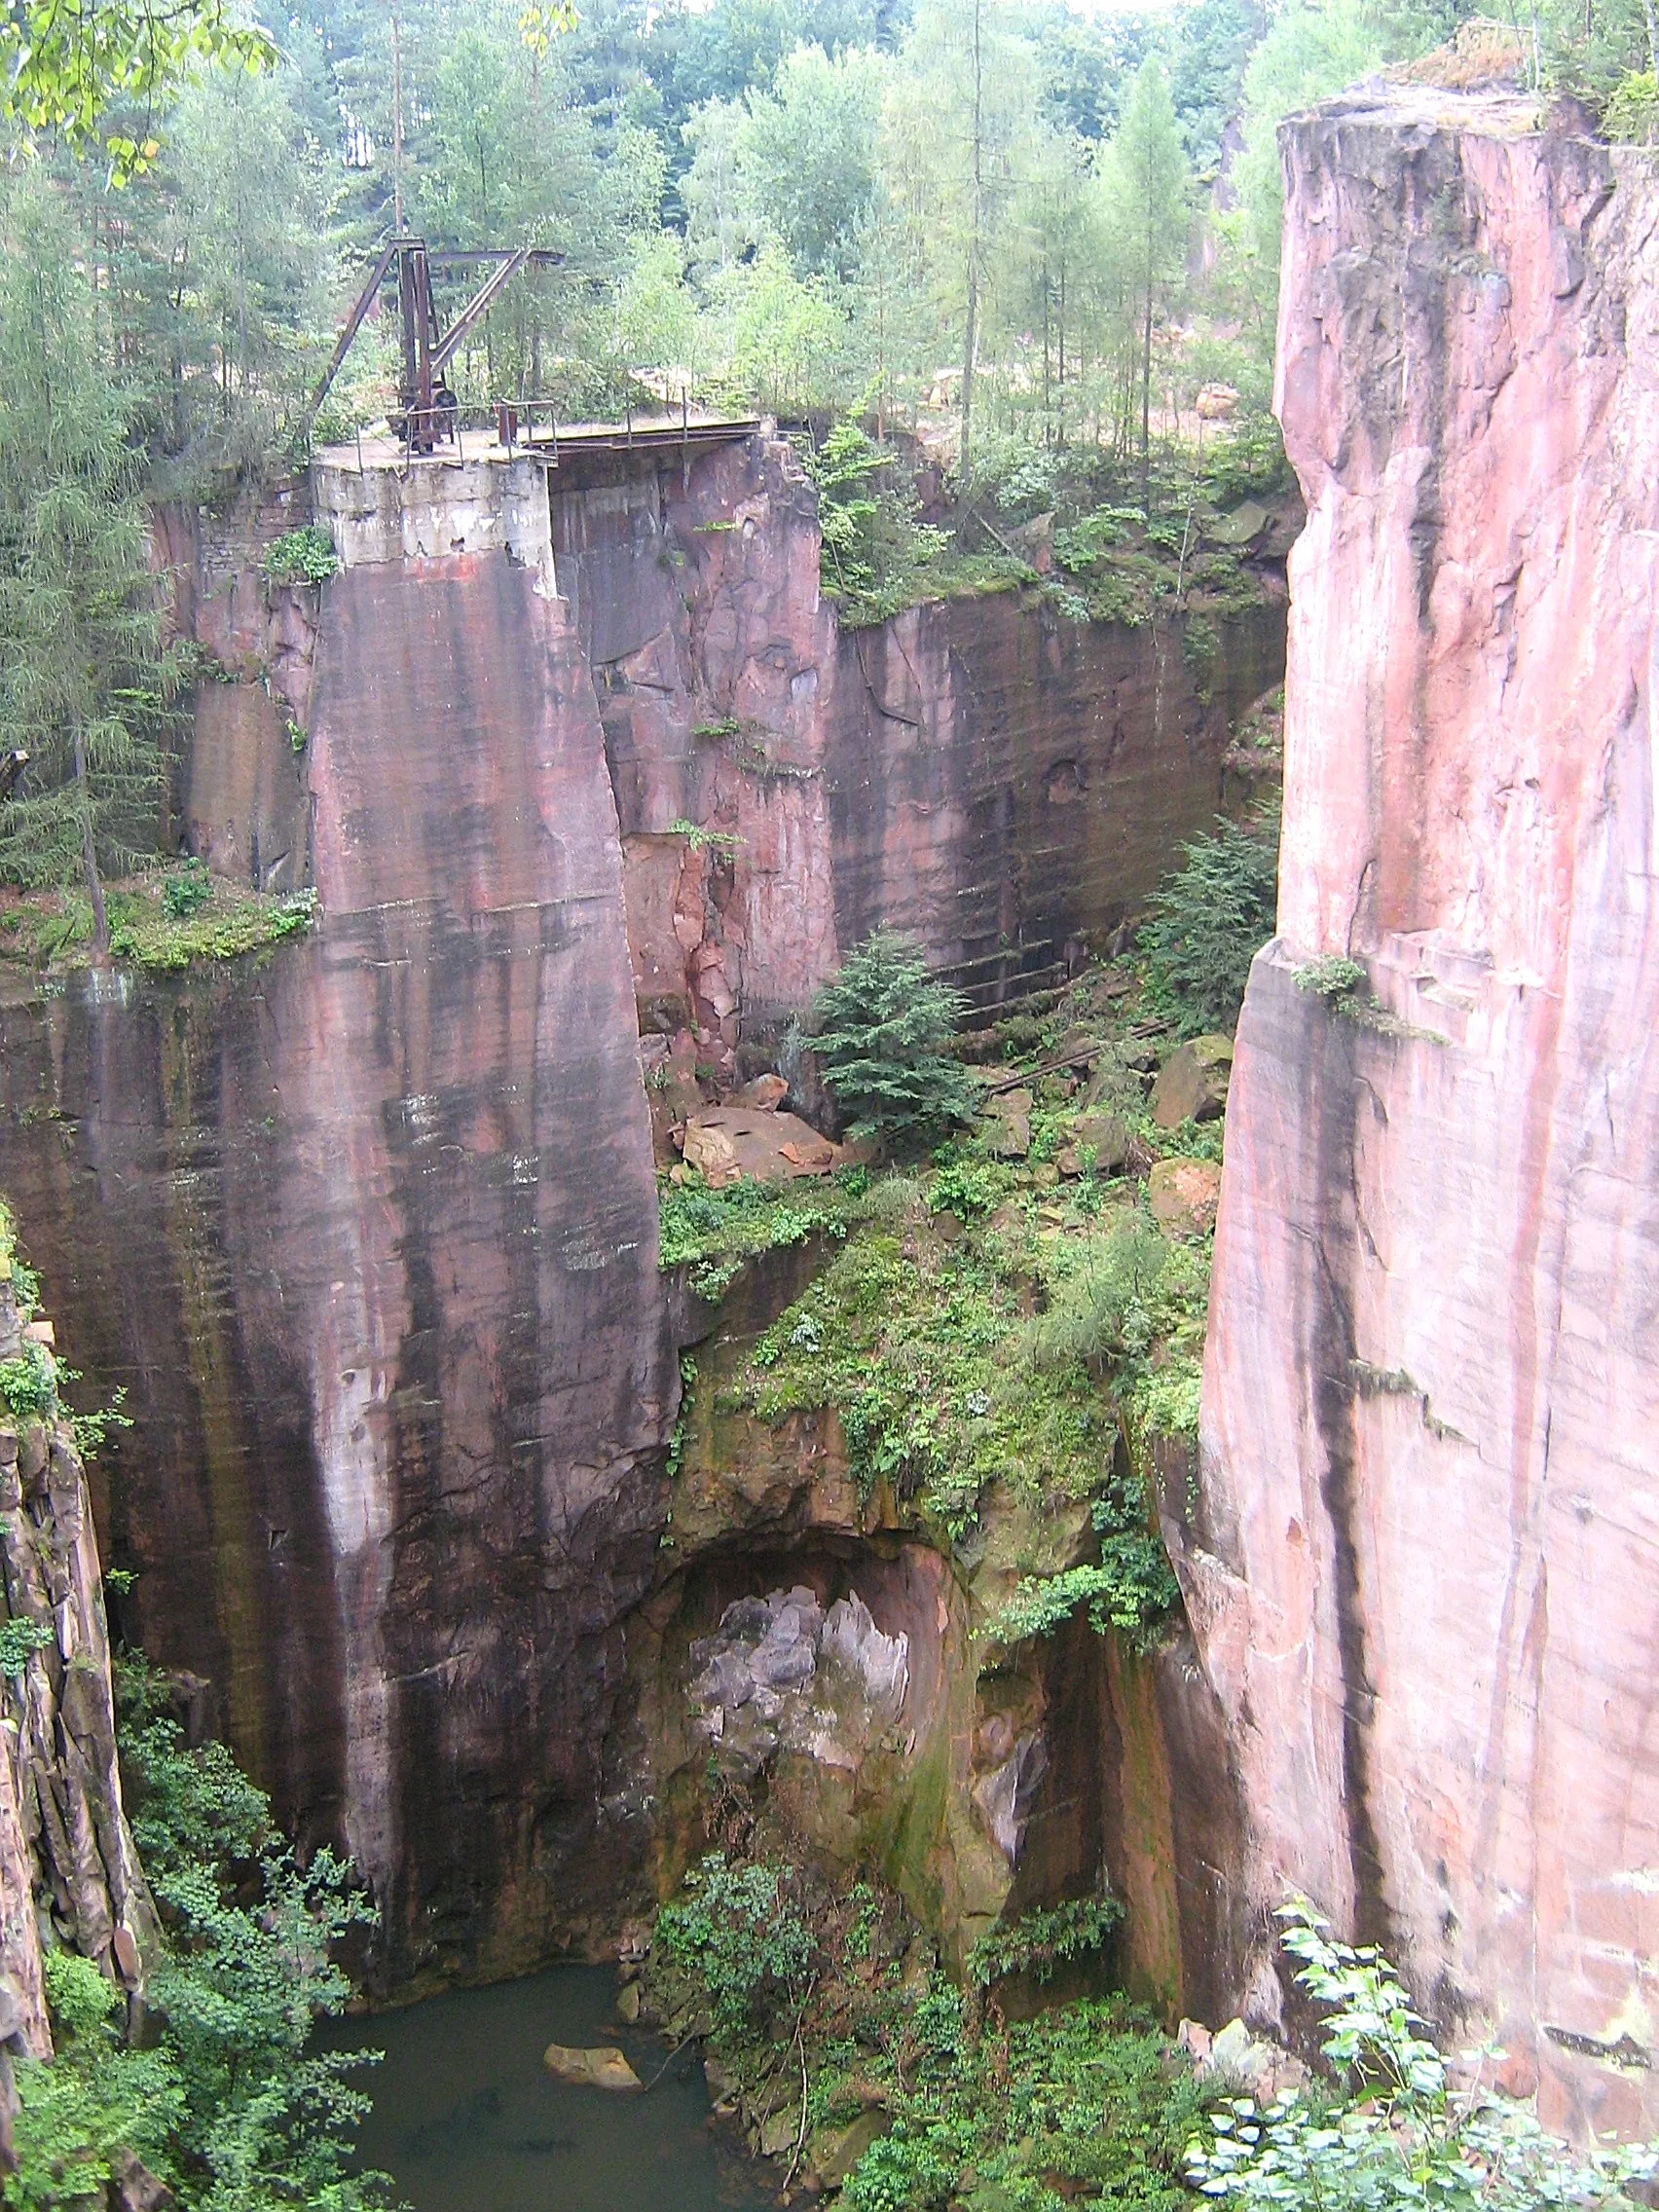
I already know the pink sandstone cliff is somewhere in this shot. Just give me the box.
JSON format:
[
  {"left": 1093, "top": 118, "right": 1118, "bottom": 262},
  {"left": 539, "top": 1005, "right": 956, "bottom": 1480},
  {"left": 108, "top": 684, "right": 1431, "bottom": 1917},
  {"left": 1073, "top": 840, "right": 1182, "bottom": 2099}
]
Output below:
[{"left": 1186, "top": 87, "right": 1659, "bottom": 2135}]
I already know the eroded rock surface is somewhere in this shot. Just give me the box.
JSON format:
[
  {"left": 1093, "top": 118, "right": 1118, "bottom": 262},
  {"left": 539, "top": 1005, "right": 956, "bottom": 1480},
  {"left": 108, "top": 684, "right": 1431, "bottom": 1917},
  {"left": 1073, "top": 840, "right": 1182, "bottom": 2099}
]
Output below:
[
  {"left": 0, "top": 1270, "right": 156, "bottom": 2083},
  {"left": 689, "top": 1584, "right": 909, "bottom": 1780},
  {"left": 1189, "top": 89, "right": 1659, "bottom": 2136}
]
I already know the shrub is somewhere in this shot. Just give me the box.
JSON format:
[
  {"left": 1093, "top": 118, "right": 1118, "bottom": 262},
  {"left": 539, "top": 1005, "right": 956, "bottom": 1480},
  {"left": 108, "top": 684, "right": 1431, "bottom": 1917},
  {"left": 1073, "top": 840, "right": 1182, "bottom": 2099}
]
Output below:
[
  {"left": 809, "top": 930, "right": 978, "bottom": 1155},
  {"left": 656, "top": 1165, "right": 862, "bottom": 1302},
  {"left": 1025, "top": 1213, "right": 1171, "bottom": 1376},
  {"left": 656, "top": 1853, "right": 816, "bottom": 2043},
  {"left": 260, "top": 526, "right": 340, "bottom": 586},
  {"left": 968, "top": 1895, "right": 1124, "bottom": 1988},
  {"left": 0, "top": 1342, "right": 57, "bottom": 1419},
  {"left": 1139, "top": 810, "right": 1279, "bottom": 1037},
  {"left": 1605, "top": 67, "right": 1659, "bottom": 141},
  {"left": 0, "top": 1615, "right": 55, "bottom": 1676},
  {"left": 979, "top": 1540, "right": 1180, "bottom": 1654},
  {"left": 1295, "top": 954, "right": 1366, "bottom": 1001},
  {"left": 44, "top": 1952, "right": 120, "bottom": 2042},
  {"left": 1186, "top": 1899, "right": 1659, "bottom": 2209},
  {"left": 161, "top": 858, "right": 211, "bottom": 920}
]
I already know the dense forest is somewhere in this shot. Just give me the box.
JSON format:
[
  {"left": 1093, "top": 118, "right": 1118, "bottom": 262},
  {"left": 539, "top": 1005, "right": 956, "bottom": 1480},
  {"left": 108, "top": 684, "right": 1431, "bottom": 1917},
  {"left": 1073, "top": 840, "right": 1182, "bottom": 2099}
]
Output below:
[{"left": 0, "top": 0, "right": 1655, "bottom": 926}]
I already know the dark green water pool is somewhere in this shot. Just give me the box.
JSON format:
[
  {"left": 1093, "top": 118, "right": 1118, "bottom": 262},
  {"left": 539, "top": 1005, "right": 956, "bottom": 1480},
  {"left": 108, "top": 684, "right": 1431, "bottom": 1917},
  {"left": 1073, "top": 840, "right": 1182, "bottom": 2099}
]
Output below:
[{"left": 322, "top": 1967, "right": 774, "bottom": 2212}]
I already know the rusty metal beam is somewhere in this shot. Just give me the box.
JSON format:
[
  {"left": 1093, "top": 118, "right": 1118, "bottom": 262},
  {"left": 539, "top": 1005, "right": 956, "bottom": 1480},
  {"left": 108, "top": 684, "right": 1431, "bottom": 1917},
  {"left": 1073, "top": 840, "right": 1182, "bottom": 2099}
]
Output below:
[{"left": 309, "top": 237, "right": 397, "bottom": 422}]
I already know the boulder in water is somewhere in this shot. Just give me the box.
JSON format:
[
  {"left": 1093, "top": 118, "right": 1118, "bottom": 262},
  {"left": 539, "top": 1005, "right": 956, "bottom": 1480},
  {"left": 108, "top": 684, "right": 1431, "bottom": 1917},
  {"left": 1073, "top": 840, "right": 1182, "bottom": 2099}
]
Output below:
[{"left": 541, "top": 2044, "right": 643, "bottom": 2092}]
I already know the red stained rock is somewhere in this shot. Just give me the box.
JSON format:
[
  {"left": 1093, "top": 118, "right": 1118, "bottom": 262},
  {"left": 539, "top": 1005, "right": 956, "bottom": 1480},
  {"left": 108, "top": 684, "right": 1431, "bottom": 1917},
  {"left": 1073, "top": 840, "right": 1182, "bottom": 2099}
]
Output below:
[
  {"left": 682, "top": 1106, "right": 844, "bottom": 1186},
  {"left": 1147, "top": 1158, "right": 1221, "bottom": 1235},
  {"left": 1191, "top": 89, "right": 1659, "bottom": 2138}
]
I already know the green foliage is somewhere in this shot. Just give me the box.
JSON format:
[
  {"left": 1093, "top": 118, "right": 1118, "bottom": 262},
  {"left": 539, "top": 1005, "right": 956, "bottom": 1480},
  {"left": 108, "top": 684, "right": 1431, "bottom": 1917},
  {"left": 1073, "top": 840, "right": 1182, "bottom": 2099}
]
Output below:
[
  {"left": 10, "top": 2027, "right": 181, "bottom": 2212},
  {"left": 742, "top": 1218, "right": 1118, "bottom": 1541},
  {"left": 649, "top": 1842, "right": 1203, "bottom": 2212},
  {"left": 1186, "top": 1899, "right": 1659, "bottom": 2209},
  {"left": 0, "top": 1615, "right": 55, "bottom": 1677},
  {"left": 656, "top": 1853, "right": 816, "bottom": 2042},
  {"left": 667, "top": 818, "right": 743, "bottom": 858},
  {"left": 657, "top": 1164, "right": 864, "bottom": 1301},
  {"left": 927, "top": 1153, "right": 1019, "bottom": 1222},
  {"left": 1105, "top": 60, "right": 1196, "bottom": 514},
  {"left": 841, "top": 2124, "right": 958, "bottom": 2212},
  {"left": 45, "top": 1951, "right": 122, "bottom": 2041},
  {"left": 65, "top": 1666, "right": 399, "bottom": 2212},
  {"left": 795, "top": 423, "right": 962, "bottom": 627},
  {"left": 967, "top": 1895, "right": 1124, "bottom": 1987},
  {"left": 980, "top": 1540, "right": 1180, "bottom": 1654},
  {"left": 1025, "top": 1211, "right": 1175, "bottom": 1375},
  {"left": 0, "top": 0, "right": 276, "bottom": 175},
  {"left": 260, "top": 528, "right": 341, "bottom": 586},
  {"left": 103, "top": 883, "right": 317, "bottom": 972},
  {"left": 1605, "top": 67, "right": 1659, "bottom": 138},
  {"left": 162, "top": 860, "right": 212, "bottom": 921},
  {"left": 0, "top": 1343, "right": 57, "bottom": 1420},
  {"left": 0, "top": 171, "right": 176, "bottom": 935},
  {"left": 809, "top": 930, "right": 978, "bottom": 1154},
  {"left": 1139, "top": 811, "right": 1280, "bottom": 1037},
  {"left": 1296, "top": 954, "right": 1367, "bottom": 1000}
]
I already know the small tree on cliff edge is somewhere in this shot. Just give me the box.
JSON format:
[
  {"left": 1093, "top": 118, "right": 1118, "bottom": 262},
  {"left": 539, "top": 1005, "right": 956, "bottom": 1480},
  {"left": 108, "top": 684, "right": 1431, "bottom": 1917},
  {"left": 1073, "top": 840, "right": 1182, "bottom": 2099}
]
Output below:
[
  {"left": 809, "top": 929, "right": 978, "bottom": 1155},
  {"left": 0, "top": 171, "right": 174, "bottom": 955}
]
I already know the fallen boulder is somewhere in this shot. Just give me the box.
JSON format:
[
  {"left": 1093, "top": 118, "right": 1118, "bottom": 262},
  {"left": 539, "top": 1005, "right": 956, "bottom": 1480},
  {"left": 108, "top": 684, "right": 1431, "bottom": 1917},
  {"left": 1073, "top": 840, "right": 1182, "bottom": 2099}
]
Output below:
[
  {"left": 682, "top": 1106, "right": 845, "bottom": 1187},
  {"left": 542, "top": 2044, "right": 644, "bottom": 2092},
  {"left": 1148, "top": 1158, "right": 1223, "bottom": 1235},
  {"left": 1149, "top": 1036, "right": 1233, "bottom": 1129}
]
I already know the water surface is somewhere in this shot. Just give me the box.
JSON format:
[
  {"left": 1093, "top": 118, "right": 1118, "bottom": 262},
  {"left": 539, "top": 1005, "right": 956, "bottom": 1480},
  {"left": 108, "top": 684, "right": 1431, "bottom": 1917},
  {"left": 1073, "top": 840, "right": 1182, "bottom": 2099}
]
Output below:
[{"left": 324, "top": 1966, "right": 774, "bottom": 2212}]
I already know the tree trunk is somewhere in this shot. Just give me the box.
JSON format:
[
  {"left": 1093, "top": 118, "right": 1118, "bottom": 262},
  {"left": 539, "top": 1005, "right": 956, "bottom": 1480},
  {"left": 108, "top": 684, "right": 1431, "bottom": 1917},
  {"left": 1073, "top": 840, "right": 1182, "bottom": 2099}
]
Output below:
[
  {"left": 1140, "top": 251, "right": 1155, "bottom": 519},
  {"left": 72, "top": 727, "right": 108, "bottom": 960}
]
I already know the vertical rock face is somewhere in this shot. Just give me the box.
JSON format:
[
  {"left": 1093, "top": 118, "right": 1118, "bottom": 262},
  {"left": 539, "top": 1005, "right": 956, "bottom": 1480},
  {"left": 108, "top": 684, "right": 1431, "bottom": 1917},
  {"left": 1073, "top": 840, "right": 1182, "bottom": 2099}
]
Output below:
[
  {"left": 1190, "top": 90, "right": 1659, "bottom": 2135},
  {"left": 0, "top": 462, "right": 678, "bottom": 1991},
  {"left": 551, "top": 438, "right": 841, "bottom": 1047},
  {"left": 827, "top": 596, "right": 1282, "bottom": 1013},
  {"left": 552, "top": 434, "right": 1284, "bottom": 1042},
  {"left": 0, "top": 1268, "right": 156, "bottom": 2071}
]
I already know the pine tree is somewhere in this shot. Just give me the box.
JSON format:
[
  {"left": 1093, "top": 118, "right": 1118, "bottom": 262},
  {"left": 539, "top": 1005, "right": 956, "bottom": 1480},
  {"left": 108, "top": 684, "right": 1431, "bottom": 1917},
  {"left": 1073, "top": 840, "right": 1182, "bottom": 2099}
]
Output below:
[
  {"left": 0, "top": 172, "right": 174, "bottom": 954},
  {"left": 809, "top": 929, "right": 979, "bottom": 1154},
  {"left": 1138, "top": 811, "right": 1280, "bottom": 1036},
  {"left": 1101, "top": 59, "right": 1191, "bottom": 517}
]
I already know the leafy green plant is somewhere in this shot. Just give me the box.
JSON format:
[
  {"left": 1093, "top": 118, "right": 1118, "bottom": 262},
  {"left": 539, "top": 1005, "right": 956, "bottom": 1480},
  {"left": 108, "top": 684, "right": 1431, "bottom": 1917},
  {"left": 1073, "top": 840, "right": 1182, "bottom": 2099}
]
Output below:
[
  {"left": 70, "top": 1385, "right": 131, "bottom": 1462},
  {"left": 795, "top": 421, "right": 970, "bottom": 627},
  {"left": 0, "top": 1615, "right": 55, "bottom": 1676},
  {"left": 1295, "top": 954, "right": 1366, "bottom": 1001},
  {"left": 657, "top": 1165, "right": 861, "bottom": 1301},
  {"left": 809, "top": 930, "right": 978, "bottom": 1155},
  {"left": 1139, "top": 811, "right": 1279, "bottom": 1037},
  {"left": 44, "top": 1951, "right": 122, "bottom": 2041},
  {"left": 0, "top": 1342, "right": 56, "bottom": 1419},
  {"left": 260, "top": 526, "right": 340, "bottom": 585},
  {"left": 927, "top": 1151, "right": 1018, "bottom": 1221},
  {"left": 1605, "top": 67, "right": 1659, "bottom": 139},
  {"left": 656, "top": 1853, "right": 816, "bottom": 2042},
  {"left": 161, "top": 858, "right": 211, "bottom": 919},
  {"left": 36, "top": 1662, "right": 401, "bottom": 2212},
  {"left": 667, "top": 817, "right": 743, "bottom": 859},
  {"left": 968, "top": 1895, "right": 1124, "bottom": 1988},
  {"left": 1025, "top": 1212, "right": 1172, "bottom": 1376},
  {"left": 1186, "top": 1899, "right": 1659, "bottom": 2209},
  {"left": 979, "top": 1540, "right": 1179, "bottom": 1654},
  {"left": 106, "top": 883, "right": 317, "bottom": 971}
]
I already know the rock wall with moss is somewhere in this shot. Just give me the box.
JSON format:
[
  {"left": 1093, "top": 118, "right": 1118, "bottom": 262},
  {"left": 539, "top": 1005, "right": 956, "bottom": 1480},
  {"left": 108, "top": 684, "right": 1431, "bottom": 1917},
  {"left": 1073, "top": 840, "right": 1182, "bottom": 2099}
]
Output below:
[{"left": 0, "top": 1220, "right": 157, "bottom": 2169}]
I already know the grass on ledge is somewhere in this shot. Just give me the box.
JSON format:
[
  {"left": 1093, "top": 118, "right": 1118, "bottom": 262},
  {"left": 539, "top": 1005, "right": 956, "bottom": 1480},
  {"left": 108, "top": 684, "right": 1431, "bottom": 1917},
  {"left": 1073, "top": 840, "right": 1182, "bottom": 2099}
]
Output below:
[{"left": 0, "top": 874, "right": 317, "bottom": 975}]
